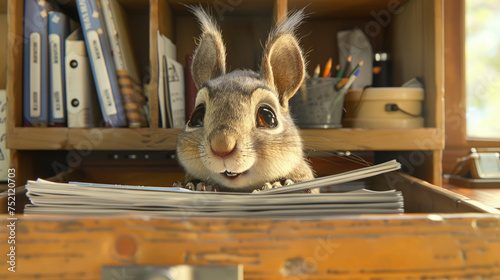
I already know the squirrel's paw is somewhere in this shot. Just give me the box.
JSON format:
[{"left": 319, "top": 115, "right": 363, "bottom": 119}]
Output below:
[
  {"left": 252, "top": 179, "right": 295, "bottom": 193},
  {"left": 252, "top": 179, "right": 320, "bottom": 194},
  {"left": 172, "top": 181, "right": 217, "bottom": 192}
]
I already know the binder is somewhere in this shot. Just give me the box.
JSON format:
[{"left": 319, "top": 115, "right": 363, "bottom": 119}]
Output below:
[
  {"left": 75, "top": 0, "right": 127, "bottom": 127},
  {"left": 65, "top": 28, "right": 101, "bottom": 128},
  {"left": 101, "top": 0, "right": 148, "bottom": 127},
  {"left": 48, "top": 11, "right": 70, "bottom": 127},
  {"left": 22, "top": 0, "right": 51, "bottom": 127}
]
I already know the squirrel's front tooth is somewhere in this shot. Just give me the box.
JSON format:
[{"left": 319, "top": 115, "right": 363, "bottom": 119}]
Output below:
[{"left": 224, "top": 170, "right": 240, "bottom": 177}]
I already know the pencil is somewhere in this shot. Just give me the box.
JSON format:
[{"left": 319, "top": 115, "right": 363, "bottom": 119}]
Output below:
[
  {"left": 334, "top": 67, "right": 362, "bottom": 104},
  {"left": 335, "top": 78, "right": 349, "bottom": 90},
  {"left": 346, "top": 60, "right": 364, "bottom": 79},
  {"left": 334, "top": 64, "right": 341, "bottom": 78},
  {"left": 342, "top": 68, "right": 361, "bottom": 89},
  {"left": 337, "top": 67, "right": 361, "bottom": 90},
  {"left": 336, "top": 63, "right": 363, "bottom": 90},
  {"left": 313, "top": 64, "right": 320, "bottom": 78},
  {"left": 342, "top": 55, "right": 352, "bottom": 78},
  {"left": 322, "top": 58, "right": 332, "bottom": 78}
]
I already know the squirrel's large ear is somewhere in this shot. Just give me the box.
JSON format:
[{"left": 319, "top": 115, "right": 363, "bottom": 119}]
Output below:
[
  {"left": 190, "top": 6, "right": 226, "bottom": 89},
  {"left": 260, "top": 10, "right": 306, "bottom": 107}
]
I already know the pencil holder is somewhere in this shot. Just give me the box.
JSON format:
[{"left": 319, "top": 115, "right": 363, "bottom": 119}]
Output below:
[{"left": 289, "top": 78, "right": 347, "bottom": 128}]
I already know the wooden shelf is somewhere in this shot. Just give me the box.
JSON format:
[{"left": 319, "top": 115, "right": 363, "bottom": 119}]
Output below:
[
  {"left": 167, "top": 0, "right": 275, "bottom": 15},
  {"left": 7, "top": 127, "right": 180, "bottom": 151},
  {"left": 288, "top": 0, "right": 410, "bottom": 19},
  {"left": 7, "top": 127, "right": 443, "bottom": 151},
  {"left": 302, "top": 128, "right": 444, "bottom": 151},
  {"left": 5, "top": 0, "right": 445, "bottom": 185}
]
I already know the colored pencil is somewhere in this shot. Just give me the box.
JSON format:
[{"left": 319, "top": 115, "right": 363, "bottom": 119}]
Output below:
[
  {"left": 342, "top": 55, "right": 352, "bottom": 78},
  {"left": 335, "top": 78, "right": 349, "bottom": 90},
  {"left": 341, "top": 68, "right": 361, "bottom": 89},
  {"left": 334, "top": 64, "right": 342, "bottom": 78},
  {"left": 346, "top": 60, "right": 364, "bottom": 79},
  {"left": 313, "top": 64, "right": 321, "bottom": 78},
  {"left": 322, "top": 58, "right": 332, "bottom": 78},
  {"left": 336, "top": 62, "right": 363, "bottom": 91},
  {"left": 334, "top": 67, "right": 362, "bottom": 104}
]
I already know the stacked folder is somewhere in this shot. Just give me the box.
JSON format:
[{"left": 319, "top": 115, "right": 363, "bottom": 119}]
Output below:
[
  {"left": 24, "top": 160, "right": 404, "bottom": 216},
  {"left": 22, "top": 0, "right": 148, "bottom": 128}
]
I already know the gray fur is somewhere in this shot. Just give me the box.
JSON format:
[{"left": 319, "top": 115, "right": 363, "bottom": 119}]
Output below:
[
  {"left": 176, "top": 7, "right": 315, "bottom": 193},
  {"left": 204, "top": 70, "right": 271, "bottom": 98},
  {"left": 188, "top": 6, "right": 227, "bottom": 89},
  {"left": 260, "top": 9, "right": 306, "bottom": 107}
]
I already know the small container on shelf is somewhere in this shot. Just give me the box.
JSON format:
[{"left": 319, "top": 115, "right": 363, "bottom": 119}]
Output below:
[
  {"left": 289, "top": 78, "right": 345, "bottom": 129},
  {"left": 343, "top": 87, "right": 424, "bottom": 129}
]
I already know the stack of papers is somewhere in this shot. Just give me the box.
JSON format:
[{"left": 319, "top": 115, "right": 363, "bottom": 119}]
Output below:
[{"left": 24, "top": 160, "right": 404, "bottom": 216}]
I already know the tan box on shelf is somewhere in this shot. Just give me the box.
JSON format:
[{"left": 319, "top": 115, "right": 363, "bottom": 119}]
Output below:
[{"left": 343, "top": 87, "right": 424, "bottom": 129}]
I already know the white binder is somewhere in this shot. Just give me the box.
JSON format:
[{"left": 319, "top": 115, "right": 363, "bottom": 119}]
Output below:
[{"left": 65, "top": 28, "right": 101, "bottom": 128}]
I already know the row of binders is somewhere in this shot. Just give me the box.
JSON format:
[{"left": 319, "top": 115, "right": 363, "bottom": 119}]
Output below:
[{"left": 23, "top": 0, "right": 151, "bottom": 128}]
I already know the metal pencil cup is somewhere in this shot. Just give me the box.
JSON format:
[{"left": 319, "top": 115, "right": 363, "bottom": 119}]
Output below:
[{"left": 289, "top": 78, "right": 347, "bottom": 128}]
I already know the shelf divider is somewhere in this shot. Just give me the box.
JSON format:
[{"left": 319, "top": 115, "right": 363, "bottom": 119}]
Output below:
[{"left": 8, "top": 127, "right": 443, "bottom": 152}]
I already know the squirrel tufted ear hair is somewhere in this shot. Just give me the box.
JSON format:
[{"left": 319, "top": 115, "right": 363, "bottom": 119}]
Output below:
[
  {"left": 260, "top": 10, "right": 306, "bottom": 107},
  {"left": 189, "top": 6, "right": 227, "bottom": 90}
]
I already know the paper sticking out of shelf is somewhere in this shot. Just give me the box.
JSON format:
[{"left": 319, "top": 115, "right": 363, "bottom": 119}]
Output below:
[
  {"left": 157, "top": 31, "right": 185, "bottom": 128},
  {"left": 337, "top": 27, "right": 373, "bottom": 90},
  {"left": 402, "top": 77, "right": 425, "bottom": 88}
]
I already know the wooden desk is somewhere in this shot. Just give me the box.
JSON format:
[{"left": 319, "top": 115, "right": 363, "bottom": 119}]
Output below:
[
  {"left": 443, "top": 180, "right": 500, "bottom": 210},
  {"left": 1, "top": 173, "right": 500, "bottom": 279}
]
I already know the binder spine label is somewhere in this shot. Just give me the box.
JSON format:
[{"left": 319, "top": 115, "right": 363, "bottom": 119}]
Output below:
[
  {"left": 29, "top": 32, "right": 42, "bottom": 118},
  {"left": 49, "top": 34, "right": 64, "bottom": 119},
  {"left": 87, "top": 30, "right": 117, "bottom": 116}
]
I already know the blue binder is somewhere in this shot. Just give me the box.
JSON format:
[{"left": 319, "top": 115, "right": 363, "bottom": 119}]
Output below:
[
  {"left": 23, "top": 0, "right": 50, "bottom": 127},
  {"left": 75, "top": 0, "right": 127, "bottom": 127},
  {"left": 48, "top": 11, "right": 70, "bottom": 127}
]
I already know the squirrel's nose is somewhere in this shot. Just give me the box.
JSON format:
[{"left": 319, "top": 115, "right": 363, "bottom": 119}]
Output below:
[{"left": 210, "top": 136, "right": 236, "bottom": 158}]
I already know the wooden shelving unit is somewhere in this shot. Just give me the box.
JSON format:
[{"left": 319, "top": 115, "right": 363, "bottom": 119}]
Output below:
[
  {"left": 5, "top": 3, "right": 500, "bottom": 279},
  {"left": 6, "top": 0, "right": 444, "bottom": 186}
]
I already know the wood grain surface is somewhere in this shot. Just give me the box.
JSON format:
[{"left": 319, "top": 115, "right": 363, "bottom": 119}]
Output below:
[{"left": 1, "top": 214, "right": 499, "bottom": 279}]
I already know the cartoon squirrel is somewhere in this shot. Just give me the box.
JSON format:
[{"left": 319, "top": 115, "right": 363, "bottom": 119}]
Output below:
[{"left": 176, "top": 6, "right": 316, "bottom": 192}]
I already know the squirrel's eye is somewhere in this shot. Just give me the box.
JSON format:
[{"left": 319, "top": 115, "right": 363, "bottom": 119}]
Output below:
[
  {"left": 256, "top": 106, "right": 277, "bottom": 128},
  {"left": 188, "top": 104, "right": 205, "bottom": 127}
]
